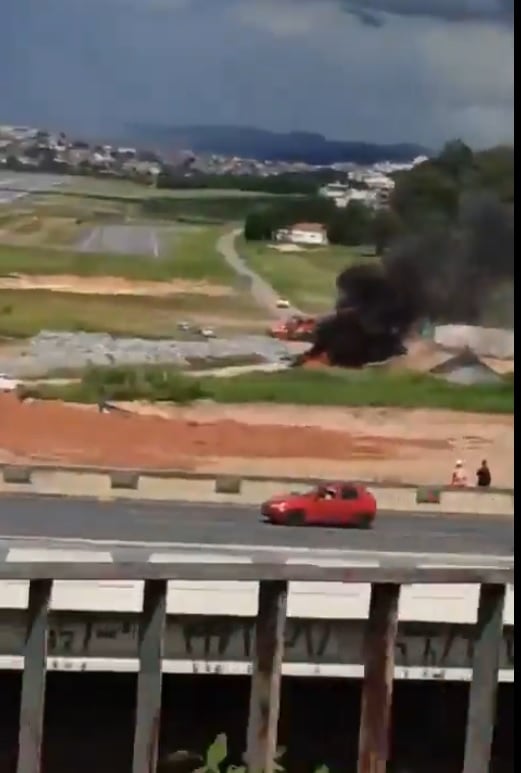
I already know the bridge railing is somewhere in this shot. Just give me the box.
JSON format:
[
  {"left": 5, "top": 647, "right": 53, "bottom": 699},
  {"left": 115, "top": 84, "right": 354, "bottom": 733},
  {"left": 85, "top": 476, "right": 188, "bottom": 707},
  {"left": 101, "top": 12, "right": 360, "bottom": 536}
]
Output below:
[{"left": 3, "top": 561, "right": 513, "bottom": 773}]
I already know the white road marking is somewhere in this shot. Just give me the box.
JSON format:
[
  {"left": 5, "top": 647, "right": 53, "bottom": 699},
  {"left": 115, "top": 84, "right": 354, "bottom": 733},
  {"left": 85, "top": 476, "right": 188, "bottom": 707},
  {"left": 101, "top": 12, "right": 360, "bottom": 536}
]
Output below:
[
  {"left": 149, "top": 552, "right": 253, "bottom": 564},
  {"left": 0, "top": 534, "right": 513, "bottom": 570},
  {"left": 6, "top": 549, "right": 114, "bottom": 563},
  {"left": 285, "top": 557, "right": 380, "bottom": 568}
]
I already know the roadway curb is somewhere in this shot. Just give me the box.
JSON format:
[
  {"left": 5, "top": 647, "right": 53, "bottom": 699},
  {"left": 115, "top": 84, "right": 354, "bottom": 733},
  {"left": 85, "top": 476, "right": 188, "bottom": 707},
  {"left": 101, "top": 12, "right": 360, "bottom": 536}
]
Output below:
[
  {"left": 0, "top": 464, "right": 514, "bottom": 519},
  {"left": 0, "top": 491, "right": 512, "bottom": 521}
]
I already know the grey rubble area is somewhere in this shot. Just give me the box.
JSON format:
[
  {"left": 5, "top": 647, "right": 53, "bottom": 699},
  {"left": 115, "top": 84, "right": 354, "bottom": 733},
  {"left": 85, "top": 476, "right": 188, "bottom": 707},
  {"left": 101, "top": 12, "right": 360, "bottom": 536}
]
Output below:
[{"left": 0, "top": 331, "right": 293, "bottom": 377}]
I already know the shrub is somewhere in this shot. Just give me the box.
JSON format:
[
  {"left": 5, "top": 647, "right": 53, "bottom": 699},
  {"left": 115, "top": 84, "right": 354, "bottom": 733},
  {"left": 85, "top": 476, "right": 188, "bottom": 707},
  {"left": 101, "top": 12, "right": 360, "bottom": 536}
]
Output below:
[
  {"left": 158, "top": 733, "right": 329, "bottom": 773},
  {"left": 82, "top": 364, "right": 208, "bottom": 403},
  {"left": 36, "top": 363, "right": 514, "bottom": 414}
]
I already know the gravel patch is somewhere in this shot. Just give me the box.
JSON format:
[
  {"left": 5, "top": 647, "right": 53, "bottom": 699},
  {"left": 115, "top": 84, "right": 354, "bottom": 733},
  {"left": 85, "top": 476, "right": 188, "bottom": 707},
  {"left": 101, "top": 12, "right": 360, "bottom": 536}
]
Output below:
[{"left": 0, "top": 331, "right": 298, "bottom": 377}]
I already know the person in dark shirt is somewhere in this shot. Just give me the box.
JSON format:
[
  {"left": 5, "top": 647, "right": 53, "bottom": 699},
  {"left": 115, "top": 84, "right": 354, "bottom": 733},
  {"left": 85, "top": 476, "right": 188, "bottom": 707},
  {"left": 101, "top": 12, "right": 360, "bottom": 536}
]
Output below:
[{"left": 476, "top": 460, "right": 491, "bottom": 488}]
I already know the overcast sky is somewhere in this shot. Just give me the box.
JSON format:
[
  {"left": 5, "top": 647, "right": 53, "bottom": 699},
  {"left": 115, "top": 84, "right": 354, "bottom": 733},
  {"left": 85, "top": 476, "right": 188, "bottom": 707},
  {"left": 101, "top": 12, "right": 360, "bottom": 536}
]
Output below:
[{"left": 0, "top": 0, "right": 514, "bottom": 149}]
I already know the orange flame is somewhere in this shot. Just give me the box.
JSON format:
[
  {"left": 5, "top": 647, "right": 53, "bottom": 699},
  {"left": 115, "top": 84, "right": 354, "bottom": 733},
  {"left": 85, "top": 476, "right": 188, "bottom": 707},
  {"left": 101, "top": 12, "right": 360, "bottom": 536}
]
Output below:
[{"left": 302, "top": 352, "right": 331, "bottom": 368}]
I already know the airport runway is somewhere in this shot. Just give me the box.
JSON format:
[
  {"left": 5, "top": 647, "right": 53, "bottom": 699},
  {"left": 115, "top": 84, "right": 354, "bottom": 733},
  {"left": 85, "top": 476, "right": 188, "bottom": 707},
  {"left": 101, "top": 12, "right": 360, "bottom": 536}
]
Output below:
[
  {"left": 0, "top": 496, "right": 513, "bottom": 561},
  {"left": 77, "top": 224, "right": 160, "bottom": 256},
  {"left": 0, "top": 171, "right": 65, "bottom": 204}
]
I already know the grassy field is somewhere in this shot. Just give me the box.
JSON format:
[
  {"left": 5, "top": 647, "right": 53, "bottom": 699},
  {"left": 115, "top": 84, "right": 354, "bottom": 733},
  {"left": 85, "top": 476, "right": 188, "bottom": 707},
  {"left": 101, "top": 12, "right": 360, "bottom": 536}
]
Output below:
[
  {"left": 0, "top": 224, "right": 235, "bottom": 283},
  {"left": 237, "top": 237, "right": 376, "bottom": 313},
  {"left": 33, "top": 363, "right": 514, "bottom": 413},
  {"left": 157, "top": 225, "right": 236, "bottom": 282},
  {"left": 59, "top": 176, "right": 278, "bottom": 199},
  {"left": 0, "top": 195, "right": 130, "bottom": 248},
  {"left": 0, "top": 289, "right": 265, "bottom": 338},
  {"left": 31, "top": 187, "right": 282, "bottom": 223}
]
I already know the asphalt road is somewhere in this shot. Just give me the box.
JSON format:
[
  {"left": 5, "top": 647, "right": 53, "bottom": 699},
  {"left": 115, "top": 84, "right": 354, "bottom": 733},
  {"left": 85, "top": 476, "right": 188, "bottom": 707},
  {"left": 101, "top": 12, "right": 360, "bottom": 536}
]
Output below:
[
  {"left": 77, "top": 224, "right": 160, "bottom": 256},
  {"left": 0, "top": 496, "right": 513, "bottom": 558},
  {"left": 217, "top": 229, "right": 302, "bottom": 318}
]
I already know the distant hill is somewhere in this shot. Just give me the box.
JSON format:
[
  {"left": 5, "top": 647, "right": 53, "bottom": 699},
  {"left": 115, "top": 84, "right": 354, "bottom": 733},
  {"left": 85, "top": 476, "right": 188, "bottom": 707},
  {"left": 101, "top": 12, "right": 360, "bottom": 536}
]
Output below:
[{"left": 126, "top": 124, "right": 428, "bottom": 165}]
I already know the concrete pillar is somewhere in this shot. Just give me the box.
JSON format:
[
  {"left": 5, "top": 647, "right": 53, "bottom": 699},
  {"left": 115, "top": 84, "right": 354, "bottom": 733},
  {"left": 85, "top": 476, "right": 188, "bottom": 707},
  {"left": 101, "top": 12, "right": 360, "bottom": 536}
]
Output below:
[
  {"left": 246, "top": 580, "right": 288, "bottom": 773},
  {"left": 132, "top": 580, "right": 168, "bottom": 773},
  {"left": 357, "top": 583, "right": 401, "bottom": 773},
  {"left": 16, "top": 579, "right": 52, "bottom": 773},
  {"left": 463, "top": 583, "right": 506, "bottom": 773}
]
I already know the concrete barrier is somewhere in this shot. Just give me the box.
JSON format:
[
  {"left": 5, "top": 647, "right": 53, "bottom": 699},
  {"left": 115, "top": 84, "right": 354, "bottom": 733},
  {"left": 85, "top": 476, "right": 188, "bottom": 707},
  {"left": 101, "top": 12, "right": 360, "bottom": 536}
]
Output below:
[{"left": 0, "top": 463, "right": 514, "bottom": 517}]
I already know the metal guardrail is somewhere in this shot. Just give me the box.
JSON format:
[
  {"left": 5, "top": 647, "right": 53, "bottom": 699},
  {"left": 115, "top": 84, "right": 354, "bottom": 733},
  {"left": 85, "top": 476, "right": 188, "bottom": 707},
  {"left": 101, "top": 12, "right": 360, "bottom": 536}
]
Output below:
[
  {"left": 0, "top": 461, "right": 515, "bottom": 493},
  {"left": 7, "top": 562, "right": 513, "bottom": 773},
  {"left": 0, "top": 462, "right": 514, "bottom": 515}
]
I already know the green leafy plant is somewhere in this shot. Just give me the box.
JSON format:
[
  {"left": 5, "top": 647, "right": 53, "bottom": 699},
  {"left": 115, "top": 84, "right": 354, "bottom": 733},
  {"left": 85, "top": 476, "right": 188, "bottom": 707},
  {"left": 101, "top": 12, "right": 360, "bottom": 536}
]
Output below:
[{"left": 161, "top": 734, "right": 329, "bottom": 773}]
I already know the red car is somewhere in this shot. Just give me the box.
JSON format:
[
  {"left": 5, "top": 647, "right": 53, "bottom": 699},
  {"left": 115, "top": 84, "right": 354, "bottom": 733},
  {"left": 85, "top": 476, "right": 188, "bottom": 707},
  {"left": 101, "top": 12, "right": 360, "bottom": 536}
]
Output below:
[{"left": 261, "top": 482, "right": 377, "bottom": 528}]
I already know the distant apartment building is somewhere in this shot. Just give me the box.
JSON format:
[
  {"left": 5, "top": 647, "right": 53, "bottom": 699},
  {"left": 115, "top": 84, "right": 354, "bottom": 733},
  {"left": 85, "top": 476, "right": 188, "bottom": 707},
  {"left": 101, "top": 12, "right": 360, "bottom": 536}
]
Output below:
[
  {"left": 319, "top": 182, "right": 350, "bottom": 203},
  {"left": 348, "top": 170, "right": 395, "bottom": 190},
  {"left": 319, "top": 183, "right": 389, "bottom": 209},
  {"left": 373, "top": 156, "right": 429, "bottom": 175},
  {"left": 0, "top": 125, "right": 38, "bottom": 142},
  {"left": 274, "top": 222, "right": 329, "bottom": 246}
]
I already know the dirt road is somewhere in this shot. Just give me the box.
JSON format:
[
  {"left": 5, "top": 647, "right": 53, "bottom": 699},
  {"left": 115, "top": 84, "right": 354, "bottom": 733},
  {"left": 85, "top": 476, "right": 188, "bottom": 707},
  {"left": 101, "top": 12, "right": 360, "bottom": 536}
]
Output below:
[{"left": 0, "top": 395, "right": 513, "bottom": 486}]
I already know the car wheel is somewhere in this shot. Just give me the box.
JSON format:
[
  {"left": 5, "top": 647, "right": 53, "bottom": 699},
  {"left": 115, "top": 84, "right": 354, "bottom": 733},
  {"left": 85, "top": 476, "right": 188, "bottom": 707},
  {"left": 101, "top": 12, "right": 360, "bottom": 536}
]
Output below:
[
  {"left": 286, "top": 510, "right": 305, "bottom": 527},
  {"left": 357, "top": 513, "right": 374, "bottom": 529}
]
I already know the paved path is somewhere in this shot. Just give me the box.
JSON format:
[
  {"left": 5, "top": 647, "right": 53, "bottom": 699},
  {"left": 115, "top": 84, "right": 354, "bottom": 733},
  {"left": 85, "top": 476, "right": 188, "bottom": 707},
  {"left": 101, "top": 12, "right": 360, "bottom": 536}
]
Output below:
[
  {"left": 217, "top": 229, "right": 302, "bottom": 318},
  {"left": 77, "top": 225, "right": 160, "bottom": 257},
  {"left": 0, "top": 497, "right": 513, "bottom": 561}
]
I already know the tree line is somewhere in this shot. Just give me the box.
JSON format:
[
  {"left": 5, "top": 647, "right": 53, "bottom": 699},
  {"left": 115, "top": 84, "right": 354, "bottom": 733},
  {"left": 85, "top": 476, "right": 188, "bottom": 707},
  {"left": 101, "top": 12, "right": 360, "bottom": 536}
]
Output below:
[
  {"left": 242, "top": 140, "right": 514, "bottom": 251},
  {"left": 157, "top": 168, "right": 346, "bottom": 195}
]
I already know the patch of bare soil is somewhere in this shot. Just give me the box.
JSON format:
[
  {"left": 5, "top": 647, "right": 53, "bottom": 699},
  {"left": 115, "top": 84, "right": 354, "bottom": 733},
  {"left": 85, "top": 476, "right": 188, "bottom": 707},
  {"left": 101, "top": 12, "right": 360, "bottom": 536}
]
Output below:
[
  {"left": 0, "top": 395, "right": 513, "bottom": 486},
  {"left": 0, "top": 275, "right": 234, "bottom": 298}
]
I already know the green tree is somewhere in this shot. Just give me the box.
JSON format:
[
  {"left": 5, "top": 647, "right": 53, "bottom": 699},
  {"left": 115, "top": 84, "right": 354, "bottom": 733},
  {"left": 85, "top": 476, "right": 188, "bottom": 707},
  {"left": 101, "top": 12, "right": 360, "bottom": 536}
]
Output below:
[
  {"left": 436, "top": 139, "right": 474, "bottom": 183},
  {"left": 327, "top": 201, "right": 374, "bottom": 245},
  {"left": 243, "top": 209, "right": 275, "bottom": 240},
  {"left": 473, "top": 146, "right": 514, "bottom": 203},
  {"left": 372, "top": 208, "right": 404, "bottom": 254},
  {"left": 391, "top": 161, "right": 459, "bottom": 227},
  {"left": 243, "top": 196, "right": 335, "bottom": 241}
]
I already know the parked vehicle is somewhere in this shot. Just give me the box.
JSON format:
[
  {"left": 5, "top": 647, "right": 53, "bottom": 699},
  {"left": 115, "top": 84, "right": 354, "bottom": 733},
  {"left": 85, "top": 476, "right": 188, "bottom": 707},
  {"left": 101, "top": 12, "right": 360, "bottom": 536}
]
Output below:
[{"left": 261, "top": 481, "right": 377, "bottom": 528}]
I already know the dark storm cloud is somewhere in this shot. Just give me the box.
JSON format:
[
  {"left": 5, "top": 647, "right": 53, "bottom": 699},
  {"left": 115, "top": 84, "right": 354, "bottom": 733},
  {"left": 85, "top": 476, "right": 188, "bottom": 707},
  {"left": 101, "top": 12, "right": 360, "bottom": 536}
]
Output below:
[
  {"left": 341, "top": 0, "right": 514, "bottom": 25},
  {"left": 0, "top": 0, "right": 514, "bottom": 147}
]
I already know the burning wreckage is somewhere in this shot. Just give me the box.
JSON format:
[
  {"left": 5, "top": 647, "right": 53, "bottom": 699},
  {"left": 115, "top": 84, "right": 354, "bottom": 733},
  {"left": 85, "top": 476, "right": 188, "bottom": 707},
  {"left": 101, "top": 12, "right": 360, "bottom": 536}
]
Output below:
[
  {"left": 282, "top": 192, "right": 513, "bottom": 369},
  {"left": 291, "top": 260, "right": 424, "bottom": 368}
]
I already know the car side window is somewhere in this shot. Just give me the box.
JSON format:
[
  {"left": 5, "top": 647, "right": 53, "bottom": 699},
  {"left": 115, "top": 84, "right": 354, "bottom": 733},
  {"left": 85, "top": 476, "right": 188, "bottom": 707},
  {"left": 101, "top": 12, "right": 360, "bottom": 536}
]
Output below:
[{"left": 341, "top": 486, "right": 359, "bottom": 500}]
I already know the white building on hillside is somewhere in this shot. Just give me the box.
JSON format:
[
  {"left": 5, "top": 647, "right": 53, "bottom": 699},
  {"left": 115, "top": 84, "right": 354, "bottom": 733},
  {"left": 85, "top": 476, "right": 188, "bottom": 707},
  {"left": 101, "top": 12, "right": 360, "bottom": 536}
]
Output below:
[
  {"left": 320, "top": 180, "right": 392, "bottom": 209},
  {"left": 348, "top": 170, "right": 395, "bottom": 190},
  {"left": 319, "top": 182, "right": 349, "bottom": 200},
  {"left": 274, "top": 222, "right": 328, "bottom": 246}
]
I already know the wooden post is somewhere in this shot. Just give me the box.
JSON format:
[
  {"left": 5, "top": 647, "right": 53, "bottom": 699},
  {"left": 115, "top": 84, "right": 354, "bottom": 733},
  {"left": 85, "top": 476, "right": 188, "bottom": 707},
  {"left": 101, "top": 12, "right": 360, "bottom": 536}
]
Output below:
[
  {"left": 132, "top": 580, "right": 168, "bottom": 773},
  {"left": 246, "top": 580, "right": 288, "bottom": 773},
  {"left": 463, "top": 583, "right": 506, "bottom": 773},
  {"left": 357, "top": 583, "right": 401, "bottom": 773},
  {"left": 17, "top": 579, "right": 52, "bottom": 773}
]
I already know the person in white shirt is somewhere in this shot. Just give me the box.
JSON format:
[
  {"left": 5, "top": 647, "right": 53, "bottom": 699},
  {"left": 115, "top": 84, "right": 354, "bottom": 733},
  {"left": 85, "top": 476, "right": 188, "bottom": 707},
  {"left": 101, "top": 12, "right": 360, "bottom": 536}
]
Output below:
[{"left": 451, "top": 460, "right": 468, "bottom": 487}]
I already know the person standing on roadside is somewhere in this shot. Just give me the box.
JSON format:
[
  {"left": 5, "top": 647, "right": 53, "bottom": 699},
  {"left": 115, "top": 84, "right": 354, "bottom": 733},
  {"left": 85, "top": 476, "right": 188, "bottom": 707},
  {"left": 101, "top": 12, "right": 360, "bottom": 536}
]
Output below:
[
  {"left": 476, "top": 459, "right": 492, "bottom": 488},
  {"left": 451, "top": 460, "right": 468, "bottom": 487}
]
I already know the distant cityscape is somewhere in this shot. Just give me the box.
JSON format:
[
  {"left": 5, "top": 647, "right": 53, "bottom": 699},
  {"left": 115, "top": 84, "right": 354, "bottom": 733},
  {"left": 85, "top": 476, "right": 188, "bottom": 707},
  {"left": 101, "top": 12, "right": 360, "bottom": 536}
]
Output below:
[{"left": 0, "top": 122, "right": 428, "bottom": 210}]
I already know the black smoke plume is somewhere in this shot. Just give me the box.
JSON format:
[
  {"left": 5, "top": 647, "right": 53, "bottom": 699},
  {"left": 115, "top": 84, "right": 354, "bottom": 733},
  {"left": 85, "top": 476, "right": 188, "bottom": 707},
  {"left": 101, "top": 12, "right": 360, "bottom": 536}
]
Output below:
[
  {"left": 301, "top": 259, "right": 421, "bottom": 367},
  {"left": 298, "top": 192, "right": 514, "bottom": 368}
]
